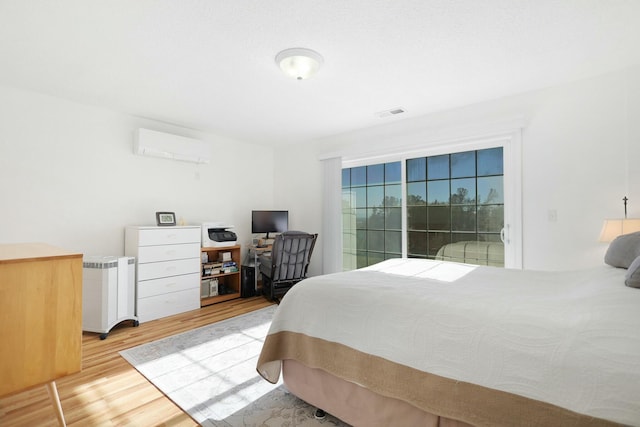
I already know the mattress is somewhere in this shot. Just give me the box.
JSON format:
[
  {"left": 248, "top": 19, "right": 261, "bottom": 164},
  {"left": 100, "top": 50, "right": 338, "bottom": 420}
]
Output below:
[{"left": 257, "top": 258, "right": 640, "bottom": 426}]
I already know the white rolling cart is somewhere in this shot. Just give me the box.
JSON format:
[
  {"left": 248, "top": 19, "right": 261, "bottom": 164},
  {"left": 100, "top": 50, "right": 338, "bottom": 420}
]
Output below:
[{"left": 82, "top": 256, "right": 138, "bottom": 340}]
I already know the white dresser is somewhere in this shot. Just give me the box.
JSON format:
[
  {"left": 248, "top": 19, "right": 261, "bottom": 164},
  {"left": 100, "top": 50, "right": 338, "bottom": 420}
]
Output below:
[{"left": 125, "top": 226, "right": 201, "bottom": 323}]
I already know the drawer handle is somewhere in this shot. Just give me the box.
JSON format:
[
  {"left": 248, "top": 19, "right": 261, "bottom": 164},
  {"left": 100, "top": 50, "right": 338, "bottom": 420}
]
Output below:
[
  {"left": 165, "top": 282, "right": 177, "bottom": 288},
  {"left": 165, "top": 250, "right": 176, "bottom": 256}
]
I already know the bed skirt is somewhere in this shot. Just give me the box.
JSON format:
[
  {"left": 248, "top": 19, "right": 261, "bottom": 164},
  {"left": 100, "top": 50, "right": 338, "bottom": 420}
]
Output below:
[
  {"left": 259, "top": 331, "right": 623, "bottom": 427},
  {"left": 283, "top": 359, "right": 472, "bottom": 427}
]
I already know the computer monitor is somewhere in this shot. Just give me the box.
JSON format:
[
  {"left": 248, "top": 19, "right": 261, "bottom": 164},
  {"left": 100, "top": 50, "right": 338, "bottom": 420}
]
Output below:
[{"left": 251, "top": 210, "right": 288, "bottom": 239}]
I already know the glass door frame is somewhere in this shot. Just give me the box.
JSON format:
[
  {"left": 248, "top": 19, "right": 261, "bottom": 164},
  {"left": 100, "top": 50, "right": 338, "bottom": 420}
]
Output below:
[{"left": 342, "top": 130, "right": 523, "bottom": 269}]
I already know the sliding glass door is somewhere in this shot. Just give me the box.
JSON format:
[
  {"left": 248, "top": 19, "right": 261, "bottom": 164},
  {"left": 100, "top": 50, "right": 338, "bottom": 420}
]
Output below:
[
  {"left": 341, "top": 134, "right": 521, "bottom": 270},
  {"left": 342, "top": 162, "right": 402, "bottom": 269},
  {"left": 405, "top": 147, "right": 504, "bottom": 266}
]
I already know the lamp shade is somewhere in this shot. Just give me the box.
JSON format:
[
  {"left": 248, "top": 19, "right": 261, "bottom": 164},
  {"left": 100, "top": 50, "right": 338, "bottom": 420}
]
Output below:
[
  {"left": 598, "top": 218, "right": 640, "bottom": 242},
  {"left": 275, "top": 48, "right": 323, "bottom": 80}
]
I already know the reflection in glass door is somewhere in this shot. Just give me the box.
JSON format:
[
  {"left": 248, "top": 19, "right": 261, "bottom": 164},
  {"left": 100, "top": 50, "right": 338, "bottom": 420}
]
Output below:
[{"left": 406, "top": 147, "right": 504, "bottom": 266}]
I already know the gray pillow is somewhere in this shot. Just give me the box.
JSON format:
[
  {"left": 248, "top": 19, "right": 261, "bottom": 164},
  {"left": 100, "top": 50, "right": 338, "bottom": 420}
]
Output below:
[
  {"left": 625, "top": 256, "right": 640, "bottom": 288},
  {"left": 604, "top": 231, "right": 640, "bottom": 268}
]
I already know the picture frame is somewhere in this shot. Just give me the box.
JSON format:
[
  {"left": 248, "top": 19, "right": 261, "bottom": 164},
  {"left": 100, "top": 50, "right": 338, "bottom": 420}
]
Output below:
[{"left": 156, "top": 211, "right": 176, "bottom": 226}]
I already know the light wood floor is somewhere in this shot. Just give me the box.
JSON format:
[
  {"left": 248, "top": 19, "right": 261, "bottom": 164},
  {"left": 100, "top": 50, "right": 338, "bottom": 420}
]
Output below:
[{"left": 0, "top": 296, "right": 275, "bottom": 426}]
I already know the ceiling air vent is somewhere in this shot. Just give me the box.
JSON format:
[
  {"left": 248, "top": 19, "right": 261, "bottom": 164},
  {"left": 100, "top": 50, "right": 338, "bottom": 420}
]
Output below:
[{"left": 376, "top": 107, "right": 406, "bottom": 118}]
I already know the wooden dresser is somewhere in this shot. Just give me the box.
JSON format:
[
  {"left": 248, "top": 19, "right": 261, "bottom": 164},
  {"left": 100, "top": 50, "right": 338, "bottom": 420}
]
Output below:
[{"left": 0, "top": 243, "right": 83, "bottom": 426}]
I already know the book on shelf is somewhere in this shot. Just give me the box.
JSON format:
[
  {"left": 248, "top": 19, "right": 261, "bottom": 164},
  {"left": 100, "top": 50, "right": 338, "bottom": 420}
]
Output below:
[
  {"left": 204, "top": 261, "right": 223, "bottom": 268},
  {"left": 200, "top": 278, "right": 219, "bottom": 297},
  {"left": 203, "top": 259, "right": 237, "bottom": 276},
  {"left": 200, "top": 279, "right": 210, "bottom": 298},
  {"left": 203, "top": 266, "right": 221, "bottom": 276},
  {"left": 209, "top": 278, "right": 219, "bottom": 296}
]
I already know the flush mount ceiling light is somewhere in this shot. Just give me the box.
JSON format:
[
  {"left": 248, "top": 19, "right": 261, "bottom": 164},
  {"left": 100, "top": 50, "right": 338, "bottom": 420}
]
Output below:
[{"left": 275, "top": 48, "right": 323, "bottom": 80}]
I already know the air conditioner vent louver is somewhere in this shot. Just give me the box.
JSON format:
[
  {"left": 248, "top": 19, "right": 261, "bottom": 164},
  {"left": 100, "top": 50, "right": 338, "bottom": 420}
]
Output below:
[
  {"left": 376, "top": 107, "right": 406, "bottom": 118},
  {"left": 134, "top": 128, "right": 211, "bottom": 164}
]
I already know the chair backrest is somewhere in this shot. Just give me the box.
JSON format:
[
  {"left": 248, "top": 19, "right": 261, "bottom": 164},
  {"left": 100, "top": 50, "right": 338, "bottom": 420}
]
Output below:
[{"left": 269, "top": 231, "right": 318, "bottom": 282}]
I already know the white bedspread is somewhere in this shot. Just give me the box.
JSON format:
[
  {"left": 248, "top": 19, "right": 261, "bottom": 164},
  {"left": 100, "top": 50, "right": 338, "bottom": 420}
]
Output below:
[{"left": 267, "top": 258, "right": 640, "bottom": 425}]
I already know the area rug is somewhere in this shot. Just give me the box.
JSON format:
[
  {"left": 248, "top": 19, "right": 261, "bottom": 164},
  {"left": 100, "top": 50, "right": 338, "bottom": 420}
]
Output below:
[{"left": 120, "top": 306, "right": 349, "bottom": 426}]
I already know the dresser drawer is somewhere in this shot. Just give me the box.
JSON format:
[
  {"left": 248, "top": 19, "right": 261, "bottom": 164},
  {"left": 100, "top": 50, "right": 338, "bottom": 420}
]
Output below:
[
  {"left": 137, "top": 227, "right": 200, "bottom": 246},
  {"left": 136, "top": 243, "right": 200, "bottom": 263},
  {"left": 136, "top": 287, "right": 200, "bottom": 323},
  {"left": 137, "top": 272, "right": 199, "bottom": 298},
  {"left": 137, "top": 258, "right": 200, "bottom": 281}
]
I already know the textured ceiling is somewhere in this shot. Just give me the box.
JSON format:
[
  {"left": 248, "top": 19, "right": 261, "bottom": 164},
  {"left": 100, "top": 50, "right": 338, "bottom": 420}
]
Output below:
[{"left": 1, "top": 0, "right": 640, "bottom": 146}]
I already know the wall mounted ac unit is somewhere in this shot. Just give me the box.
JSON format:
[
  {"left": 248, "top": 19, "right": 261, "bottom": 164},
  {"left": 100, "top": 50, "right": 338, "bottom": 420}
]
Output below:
[{"left": 134, "top": 128, "right": 211, "bottom": 164}]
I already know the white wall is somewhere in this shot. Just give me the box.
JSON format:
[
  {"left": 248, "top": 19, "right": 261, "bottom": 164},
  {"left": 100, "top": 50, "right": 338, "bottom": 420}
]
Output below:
[
  {"left": 0, "top": 85, "right": 275, "bottom": 256},
  {"left": 275, "top": 65, "right": 640, "bottom": 271},
  {"left": 3, "top": 64, "right": 639, "bottom": 273},
  {"left": 519, "top": 69, "right": 636, "bottom": 269},
  {"left": 272, "top": 143, "right": 324, "bottom": 276}
]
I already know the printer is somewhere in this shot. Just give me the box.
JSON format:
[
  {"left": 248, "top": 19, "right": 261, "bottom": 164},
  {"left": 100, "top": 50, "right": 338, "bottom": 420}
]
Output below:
[{"left": 201, "top": 222, "right": 237, "bottom": 247}]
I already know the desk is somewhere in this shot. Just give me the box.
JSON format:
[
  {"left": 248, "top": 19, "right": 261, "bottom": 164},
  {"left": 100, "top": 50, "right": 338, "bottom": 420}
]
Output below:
[
  {"left": 245, "top": 245, "right": 272, "bottom": 293},
  {"left": 0, "top": 243, "right": 83, "bottom": 426}
]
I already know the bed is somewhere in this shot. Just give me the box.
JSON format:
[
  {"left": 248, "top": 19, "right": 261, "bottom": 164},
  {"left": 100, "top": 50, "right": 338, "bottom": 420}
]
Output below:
[
  {"left": 257, "top": 252, "right": 640, "bottom": 426},
  {"left": 435, "top": 241, "right": 504, "bottom": 267}
]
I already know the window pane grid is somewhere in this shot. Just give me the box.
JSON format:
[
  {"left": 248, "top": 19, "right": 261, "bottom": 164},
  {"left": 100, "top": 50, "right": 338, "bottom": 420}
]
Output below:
[
  {"left": 342, "top": 161, "right": 403, "bottom": 269},
  {"left": 406, "top": 147, "right": 504, "bottom": 266},
  {"left": 343, "top": 147, "right": 503, "bottom": 270}
]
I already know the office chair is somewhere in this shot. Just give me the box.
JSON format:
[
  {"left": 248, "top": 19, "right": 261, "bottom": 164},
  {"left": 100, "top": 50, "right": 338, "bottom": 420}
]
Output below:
[{"left": 259, "top": 231, "right": 318, "bottom": 302}]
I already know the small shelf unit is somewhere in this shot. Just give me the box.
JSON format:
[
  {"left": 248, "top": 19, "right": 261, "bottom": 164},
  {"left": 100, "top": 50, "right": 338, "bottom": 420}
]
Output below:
[{"left": 200, "top": 244, "right": 241, "bottom": 307}]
